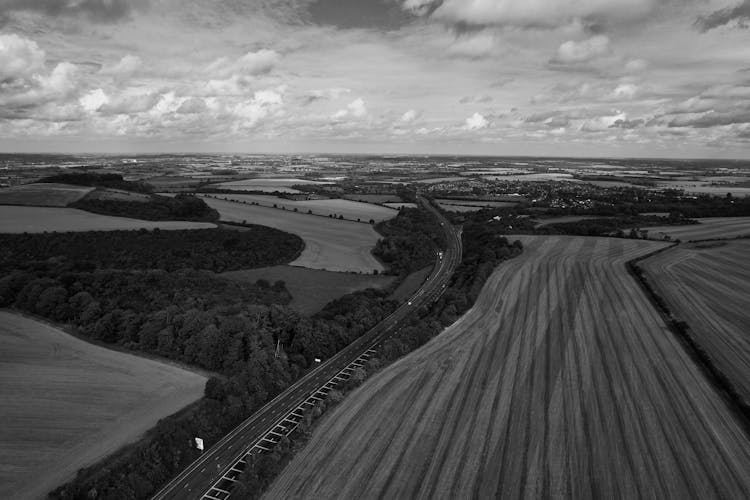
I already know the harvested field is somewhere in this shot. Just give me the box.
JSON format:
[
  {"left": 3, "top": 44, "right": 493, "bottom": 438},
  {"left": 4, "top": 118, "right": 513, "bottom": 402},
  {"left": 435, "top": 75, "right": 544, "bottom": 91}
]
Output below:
[
  {"left": 212, "top": 194, "right": 397, "bottom": 222},
  {"left": 221, "top": 265, "right": 395, "bottom": 315},
  {"left": 642, "top": 239, "right": 750, "bottom": 402},
  {"left": 202, "top": 198, "right": 384, "bottom": 273},
  {"left": 643, "top": 217, "right": 750, "bottom": 241},
  {"left": 267, "top": 236, "right": 750, "bottom": 500},
  {"left": 0, "top": 206, "right": 216, "bottom": 233},
  {"left": 0, "top": 311, "right": 206, "bottom": 500},
  {"left": 0, "top": 183, "right": 93, "bottom": 207}
]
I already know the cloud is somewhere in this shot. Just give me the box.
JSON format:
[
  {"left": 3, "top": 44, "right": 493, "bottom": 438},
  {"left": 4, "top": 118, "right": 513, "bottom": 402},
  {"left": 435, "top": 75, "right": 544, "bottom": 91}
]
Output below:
[
  {"left": 695, "top": 1, "right": 750, "bottom": 32},
  {"left": 0, "top": 33, "right": 45, "bottom": 83},
  {"left": 551, "top": 35, "right": 610, "bottom": 65},
  {"left": 400, "top": 109, "right": 418, "bottom": 122},
  {"left": 100, "top": 91, "right": 160, "bottom": 115},
  {"left": 233, "top": 89, "right": 284, "bottom": 129},
  {"left": 447, "top": 32, "right": 497, "bottom": 58},
  {"left": 625, "top": 58, "right": 648, "bottom": 73},
  {"left": 669, "top": 109, "right": 750, "bottom": 128},
  {"left": 79, "top": 88, "right": 108, "bottom": 112},
  {"left": 459, "top": 95, "right": 493, "bottom": 104},
  {"left": 612, "top": 83, "right": 638, "bottom": 99},
  {"left": 207, "top": 49, "right": 280, "bottom": 79},
  {"left": 301, "top": 87, "right": 351, "bottom": 105},
  {"left": 609, "top": 118, "right": 644, "bottom": 129},
  {"left": 0, "top": 0, "right": 144, "bottom": 23},
  {"left": 580, "top": 110, "right": 626, "bottom": 131},
  {"left": 101, "top": 54, "right": 141, "bottom": 78},
  {"left": 464, "top": 112, "right": 488, "bottom": 130},
  {"left": 402, "top": 0, "right": 657, "bottom": 28},
  {"left": 333, "top": 98, "right": 367, "bottom": 119},
  {"left": 177, "top": 97, "right": 208, "bottom": 114}
]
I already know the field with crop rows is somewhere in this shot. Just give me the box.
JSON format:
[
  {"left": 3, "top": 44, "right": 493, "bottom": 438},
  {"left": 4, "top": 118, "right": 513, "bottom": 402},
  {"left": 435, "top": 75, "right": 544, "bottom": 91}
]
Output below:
[
  {"left": 211, "top": 193, "right": 397, "bottom": 222},
  {"left": 642, "top": 239, "right": 750, "bottom": 402},
  {"left": 0, "top": 206, "right": 216, "bottom": 233},
  {"left": 202, "top": 198, "right": 384, "bottom": 273},
  {"left": 267, "top": 236, "right": 750, "bottom": 500},
  {"left": 0, "top": 311, "right": 206, "bottom": 500},
  {"left": 0, "top": 183, "right": 94, "bottom": 207},
  {"left": 643, "top": 217, "right": 750, "bottom": 241}
]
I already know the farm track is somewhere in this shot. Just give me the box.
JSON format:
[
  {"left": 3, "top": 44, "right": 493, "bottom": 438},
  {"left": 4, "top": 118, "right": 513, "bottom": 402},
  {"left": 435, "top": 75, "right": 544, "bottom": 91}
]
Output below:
[
  {"left": 266, "top": 236, "right": 750, "bottom": 500},
  {"left": 642, "top": 240, "right": 750, "bottom": 403}
]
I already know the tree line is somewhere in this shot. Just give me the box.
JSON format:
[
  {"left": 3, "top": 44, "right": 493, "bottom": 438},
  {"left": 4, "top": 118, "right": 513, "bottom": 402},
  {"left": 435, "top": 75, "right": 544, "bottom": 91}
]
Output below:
[
  {"left": 373, "top": 207, "right": 447, "bottom": 276},
  {"left": 0, "top": 227, "right": 303, "bottom": 275}
]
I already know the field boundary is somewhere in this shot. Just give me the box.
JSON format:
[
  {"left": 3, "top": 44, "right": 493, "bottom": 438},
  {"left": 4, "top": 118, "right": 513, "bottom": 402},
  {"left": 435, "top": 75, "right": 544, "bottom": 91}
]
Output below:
[{"left": 626, "top": 244, "right": 750, "bottom": 438}]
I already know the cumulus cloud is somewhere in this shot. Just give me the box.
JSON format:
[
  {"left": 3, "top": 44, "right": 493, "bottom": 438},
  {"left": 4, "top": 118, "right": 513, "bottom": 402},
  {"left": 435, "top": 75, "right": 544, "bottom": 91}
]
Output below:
[
  {"left": 609, "top": 118, "right": 644, "bottom": 129},
  {"left": 208, "top": 49, "right": 280, "bottom": 79},
  {"left": 695, "top": 0, "right": 750, "bottom": 32},
  {"left": 612, "top": 83, "right": 638, "bottom": 99},
  {"left": 402, "top": 0, "right": 657, "bottom": 28},
  {"left": 302, "top": 87, "right": 350, "bottom": 105},
  {"left": 79, "top": 88, "right": 108, "bottom": 112},
  {"left": 177, "top": 97, "right": 208, "bottom": 114},
  {"left": 464, "top": 112, "right": 488, "bottom": 130},
  {"left": 551, "top": 35, "right": 610, "bottom": 65},
  {"left": 0, "top": 33, "right": 45, "bottom": 83},
  {"left": 333, "top": 98, "right": 367, "bottom": 119},
  {"left": 400, "top": 109, "right": 418, "bottom": 122},
  {"left": 580, "top": 110, "right": 626, "bottom": 131},
  {"left": 459, "top": 95, "right": 493, "bottom": 104},
  {"left": 0, "top": 0, "right": 144, "bottom": 23},
  {"left": 101, "top": 55, "right": 141, "bottom": 78}
]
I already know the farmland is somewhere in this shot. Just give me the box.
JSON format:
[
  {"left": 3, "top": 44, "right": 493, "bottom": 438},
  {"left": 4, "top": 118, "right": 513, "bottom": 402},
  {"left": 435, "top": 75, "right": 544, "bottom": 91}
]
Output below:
[
  {"left": 221, "top": 265, "right": 395, "bottom": 315},
  {"left": 210, "top": 193, "right": 397, "bottom": 222},
  {"left": 0, "top": 183, "right": 93, "bottom": 207},
  {"left": 0, "top": 311, "right": 206, "bottom": 500},
  {"left": 0, "top": 206, "right": 216, "bottom": 233},
  {"left": 267, "top": 236, "right": 750, "bottom": 499},
  {"left": 642, "top": 239, "right": 750, "bottom": 402},
  {"left": 642, "top": 217, "right": 750, "bottom": 241},
  {"left": 208, "top": 177, "right": 332, "bottom": 193},
  {"left": 343, "top": 194, "right": 402, "bottom": 204},
  {"left": 202, "top": 197, "right": 384, "bottom": 273}
]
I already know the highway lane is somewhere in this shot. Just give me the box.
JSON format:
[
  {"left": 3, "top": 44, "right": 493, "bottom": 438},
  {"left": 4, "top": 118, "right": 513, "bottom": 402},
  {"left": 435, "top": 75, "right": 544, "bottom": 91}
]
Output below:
[{"left": 152, "top": 197, "right": 461, "bottom": 500}]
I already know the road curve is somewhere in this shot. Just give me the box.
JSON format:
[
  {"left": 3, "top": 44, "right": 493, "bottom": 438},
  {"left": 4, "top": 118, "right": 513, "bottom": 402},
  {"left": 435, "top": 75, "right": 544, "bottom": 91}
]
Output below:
[{"left": 151, "top": 197, "right": 462, "bottom": 500}]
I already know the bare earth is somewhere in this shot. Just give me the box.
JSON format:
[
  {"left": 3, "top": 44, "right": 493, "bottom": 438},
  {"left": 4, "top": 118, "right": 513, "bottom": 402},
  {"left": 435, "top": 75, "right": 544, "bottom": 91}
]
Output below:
[
  {"left": 642, "top": 239, "right": 750, "bottom": 402},
  {"left": 0, "top": 205, "right": 216, "bottom": 233},
  {"left": 266, "top": 236, "right": 750, "bottom": 500},
  {"left": 0, "top": 311, "right": 207, "bottom": 500},
  {"left": 643, "top": 216, "right": 750, "bottom": 241},
  {"left": 203, "top": 197, "right": 384, "bottom": 273}
]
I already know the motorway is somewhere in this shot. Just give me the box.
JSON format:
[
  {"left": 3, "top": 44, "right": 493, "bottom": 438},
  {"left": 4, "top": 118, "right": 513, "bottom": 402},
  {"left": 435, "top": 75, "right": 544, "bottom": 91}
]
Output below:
[{"left": 151, "top": 197, "right": 462, "bottom": 500}]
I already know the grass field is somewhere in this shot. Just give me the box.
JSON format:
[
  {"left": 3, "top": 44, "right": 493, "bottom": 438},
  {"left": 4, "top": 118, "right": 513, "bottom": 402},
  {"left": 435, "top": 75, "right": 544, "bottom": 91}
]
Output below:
[
  {"left": 0, "top": 206, "right": 216, "bottom": 233},
  {"left": 209, "top": 178, "right": 332, "bottom": 193},
  {"left": 0, "top": 311, "right": 206, "bottom": 500},
  {"left": 0, "top": 183, "right": 94, "bottom": 207},
  {"left": 534, "top": 215, "right": 614, "bottom": 227},
  {"left": 642, "top": 239, "right": 750, "bottom": 402},
  {"left": 266, "top": 236, "right": 750, "bottom": 500},
  {"left": 202, "top": 198, "right": 384, "bottom": 273},
  {"left": 343, "top": 194, "right": 402, "bottom": 204},
  {"left": 212, "top": 194, "right": 397, "bottom": 222},
  {"left": 83, "top": 188, "right": 153, "bottom": 203},
  {"left": 643, "top": 217, "right": 750, "bottom": 241},
  {"left": 221, "top": 266, "right": 395, "bottom": 315}
]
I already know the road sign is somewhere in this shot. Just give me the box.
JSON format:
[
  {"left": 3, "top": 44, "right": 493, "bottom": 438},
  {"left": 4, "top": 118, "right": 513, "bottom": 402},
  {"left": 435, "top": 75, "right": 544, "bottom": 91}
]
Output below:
[{"left": 195, "top": 437, "right": 204, "bottom": 451}]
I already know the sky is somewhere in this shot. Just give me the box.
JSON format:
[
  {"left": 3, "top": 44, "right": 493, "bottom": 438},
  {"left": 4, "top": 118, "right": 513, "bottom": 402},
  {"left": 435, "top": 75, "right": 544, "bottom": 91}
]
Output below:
[{"left": 1, "top": 0, "right": 750, "bottom": 158}]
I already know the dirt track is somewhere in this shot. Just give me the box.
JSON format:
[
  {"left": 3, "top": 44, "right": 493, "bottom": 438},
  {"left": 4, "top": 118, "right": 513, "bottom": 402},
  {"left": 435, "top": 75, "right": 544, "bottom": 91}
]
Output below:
[{"left": 266, "top": 236, "right": 750, "bottom": 500}]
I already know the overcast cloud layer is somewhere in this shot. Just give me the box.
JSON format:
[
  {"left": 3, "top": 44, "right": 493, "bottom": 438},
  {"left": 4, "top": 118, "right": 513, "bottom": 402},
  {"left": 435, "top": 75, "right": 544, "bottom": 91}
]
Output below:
[{"left": 1, "top": 0, "right": 750, "bottom": 157}]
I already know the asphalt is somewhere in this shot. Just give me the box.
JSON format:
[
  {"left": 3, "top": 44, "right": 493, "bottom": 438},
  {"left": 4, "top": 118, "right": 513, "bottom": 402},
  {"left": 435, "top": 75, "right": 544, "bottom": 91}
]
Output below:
[{"left": 151, "top": 198, "right": 462, "bottom": 500}]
